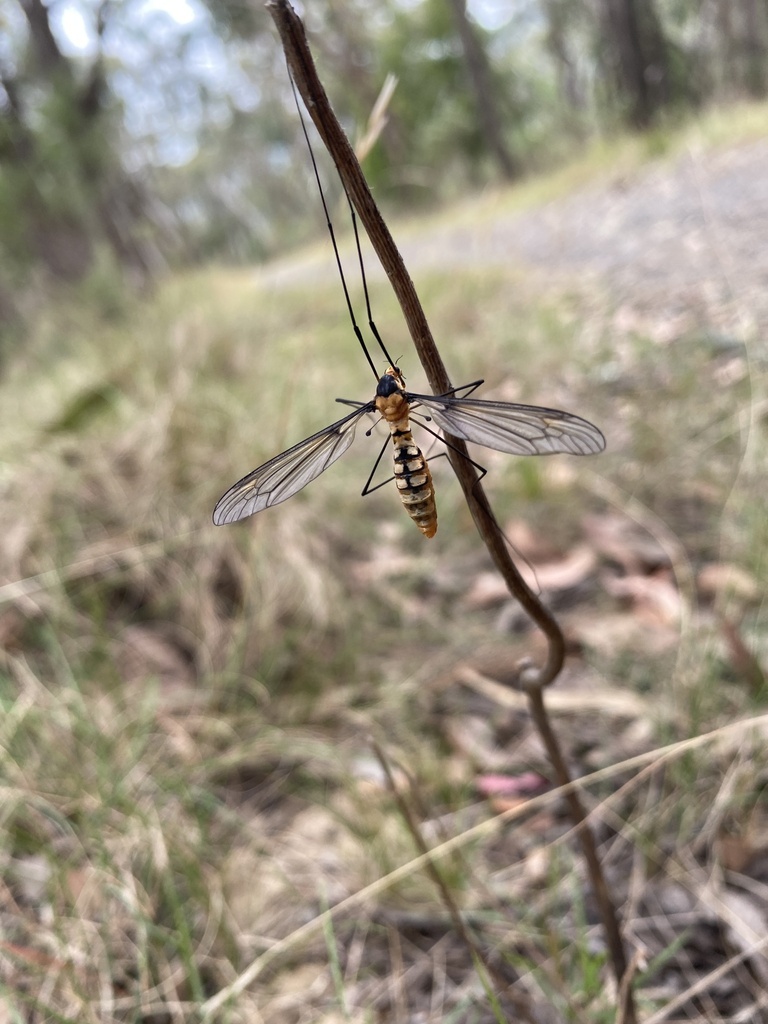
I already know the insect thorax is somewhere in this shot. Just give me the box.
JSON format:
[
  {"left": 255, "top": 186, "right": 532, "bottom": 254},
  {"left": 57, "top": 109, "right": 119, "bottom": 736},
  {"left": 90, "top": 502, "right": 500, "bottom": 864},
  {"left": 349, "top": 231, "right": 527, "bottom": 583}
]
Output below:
[{"left": 374, "top": 366, "right": 409, "bottom": 425}]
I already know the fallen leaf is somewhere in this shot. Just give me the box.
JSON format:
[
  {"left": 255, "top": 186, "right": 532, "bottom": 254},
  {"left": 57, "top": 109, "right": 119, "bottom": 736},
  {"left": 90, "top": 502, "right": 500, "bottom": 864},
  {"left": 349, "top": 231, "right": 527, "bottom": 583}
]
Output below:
[
  {"left": 475, "top": 772, "right": 550, "bottom": 797},
  {"left": 602, "top": 569, "right": 682, "bottom": 625},
  {"left": 584, "top": 512, "right": 670, "bottom": 572},
  {"left": 532, "top": 545, "right": 597, "bottom": 591},
  {"left": 463, "top": 545, "right": 597, "bottom": 609},
  {"left": 501, "top": 519, "right": 560, "bottom": 562},
  {"left": 463, "top": 571, "right": 508, "bottom": 609},
  {"left": 571, "top": 609, "right": 679, "bottom": 656}
]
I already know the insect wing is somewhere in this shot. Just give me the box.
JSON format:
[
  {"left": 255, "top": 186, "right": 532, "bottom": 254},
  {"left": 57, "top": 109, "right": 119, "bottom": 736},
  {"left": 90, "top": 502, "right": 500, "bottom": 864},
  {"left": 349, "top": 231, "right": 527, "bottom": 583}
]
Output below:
[
  {"left": 408, "top": 393, "right": 605, "bottom": 456},
  {"left": 213, "top": 405, "right": 371, "bottom": 525}
]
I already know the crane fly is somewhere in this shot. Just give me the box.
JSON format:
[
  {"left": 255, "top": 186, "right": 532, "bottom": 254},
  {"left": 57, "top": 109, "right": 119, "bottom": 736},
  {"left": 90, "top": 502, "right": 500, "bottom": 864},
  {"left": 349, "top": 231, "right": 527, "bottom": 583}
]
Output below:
[
  {"left": 213, "top": 365, "right": 604, "bottom": 535},
  {"left": 212, "top": 77, "right": 606, "bottom": 536}
]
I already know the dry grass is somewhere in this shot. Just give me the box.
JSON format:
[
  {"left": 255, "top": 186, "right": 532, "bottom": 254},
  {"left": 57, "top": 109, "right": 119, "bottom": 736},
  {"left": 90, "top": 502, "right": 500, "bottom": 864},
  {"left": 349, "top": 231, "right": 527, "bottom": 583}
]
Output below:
[{"left": 2, "top": 110, "right": 768, "bottom": 1022}]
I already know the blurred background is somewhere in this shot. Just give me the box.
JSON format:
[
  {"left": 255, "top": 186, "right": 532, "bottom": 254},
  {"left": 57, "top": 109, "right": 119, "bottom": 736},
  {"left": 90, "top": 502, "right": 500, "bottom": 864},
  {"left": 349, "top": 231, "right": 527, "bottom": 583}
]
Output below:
[
  {"left": 2, "top": 1, "right": 768, "bottom": 1021},
  {"left": 4, "top": 0, "right": 768, "bottom": 291}
]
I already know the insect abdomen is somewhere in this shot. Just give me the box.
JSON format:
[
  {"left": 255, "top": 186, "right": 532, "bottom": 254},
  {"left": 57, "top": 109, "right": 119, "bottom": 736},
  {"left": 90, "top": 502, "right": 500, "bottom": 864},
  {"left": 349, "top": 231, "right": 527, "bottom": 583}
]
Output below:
[{"left": 392, "top": 430, "right": 437, "bottom": 538}]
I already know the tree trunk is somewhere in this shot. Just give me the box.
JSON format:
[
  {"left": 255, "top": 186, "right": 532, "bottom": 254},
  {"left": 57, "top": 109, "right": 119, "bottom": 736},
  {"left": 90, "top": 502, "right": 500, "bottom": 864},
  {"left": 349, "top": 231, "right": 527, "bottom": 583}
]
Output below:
[
  {"left": 20, "top": 0, "right": 70, "bottom": 80},
  {"left": 597, "top": 0, "right": 671, "bottom": 128},
  {"left": 447, "top": 0, "right": 518, "bottom": 179},
  {"left": 742, "top": 0, "right": 768, "bottom": 96},
  {"left": 3, "top": 0, "right": 156, "bottom": 285},
  {"left": 543, "top": 0, "right": 586, "bottom": 114}
]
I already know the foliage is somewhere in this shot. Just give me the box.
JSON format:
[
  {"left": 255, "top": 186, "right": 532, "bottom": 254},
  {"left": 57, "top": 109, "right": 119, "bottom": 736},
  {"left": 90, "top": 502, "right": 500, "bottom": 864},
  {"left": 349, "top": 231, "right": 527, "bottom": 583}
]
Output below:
[
  {"left": 3, "top": 0, "right": 768, "bottom": 287},
  {"left": 0, "top": 81, "right": 106, "bottom": 272}
]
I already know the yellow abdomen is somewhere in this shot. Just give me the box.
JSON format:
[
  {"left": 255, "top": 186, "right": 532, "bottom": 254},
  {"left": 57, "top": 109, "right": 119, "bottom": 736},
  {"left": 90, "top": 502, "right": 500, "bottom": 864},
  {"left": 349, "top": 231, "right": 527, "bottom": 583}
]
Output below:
[
  {"left": 391, "top": 429, "right": 437, "bottom": 538},
  {"left": 375, "top": 373, "right": 437, "bottom": 538}
]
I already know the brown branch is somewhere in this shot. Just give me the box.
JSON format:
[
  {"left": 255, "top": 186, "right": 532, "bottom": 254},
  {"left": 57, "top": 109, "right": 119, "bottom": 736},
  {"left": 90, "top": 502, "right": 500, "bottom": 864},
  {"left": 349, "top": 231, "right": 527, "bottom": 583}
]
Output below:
[
  {"left": 266, "top": 0, "right": 564, "bottom": 687},
  {"left": 264, "top": 4, "right": 636, "bottom": 1021},
  {"left": 525, "top": 684, "right": 636, "bottom": 1023}
]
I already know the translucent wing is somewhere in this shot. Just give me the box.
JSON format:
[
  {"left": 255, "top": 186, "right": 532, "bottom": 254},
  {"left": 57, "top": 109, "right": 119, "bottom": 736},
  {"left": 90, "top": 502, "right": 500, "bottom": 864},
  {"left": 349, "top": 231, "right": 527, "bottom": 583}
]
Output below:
[
  {"left": 407, "top": 392, "right": 605, "bottom": 456},
  {"left": 213, "top": 404, "right": 372, "bottom": 525}
]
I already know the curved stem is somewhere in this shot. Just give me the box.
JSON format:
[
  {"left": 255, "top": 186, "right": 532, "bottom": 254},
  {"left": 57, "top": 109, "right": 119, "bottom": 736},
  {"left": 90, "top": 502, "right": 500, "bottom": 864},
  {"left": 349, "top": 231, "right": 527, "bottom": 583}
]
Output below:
[
  {"left": 267, "top": 0, "right": 565, "bottom": 685},
  {"left": 265, "top": 5, "right": 636, "bottom": 1021}
]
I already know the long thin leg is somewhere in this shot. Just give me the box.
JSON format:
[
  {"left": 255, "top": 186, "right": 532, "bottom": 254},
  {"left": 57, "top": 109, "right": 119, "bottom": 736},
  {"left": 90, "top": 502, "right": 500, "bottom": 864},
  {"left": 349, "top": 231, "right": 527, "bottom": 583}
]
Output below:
[
  {"left": 363, "top": 429, "right": 488, "bottom": 493},
  {"left": 289, "top": 73, "right": 381, "bottom": 380},
  {"left": 336, "top": 399, "right": 381, "bottom": 437},
  {"left": 335, "top": 399, "right": 382, "bottom": 429},
  {"left": 361, "top": 437, "right": 393, "bottom": 496},
  {"left": 364, "top": 451, "right": 457, "bottom": 493},
  {"left": 438, "top": 378, "right": 484, "bottom": 399},
  {"left": 410, "top": 415, "right": 488, "bottom": 481},
  {"left": 336, "top": 398, "right": 369, "bottom": 409},
  {"left": 346, "top": 194, "right": 399, "bottom": 368},
  {"left": 407, "top": 379, "right": 484, "bottom": 419},
  {"left": 367, "top": 317, "right": 398, "bottom": 368},
  {"left": 359, "top": 381, "right": 489, "bottom": 495},
  {"left": 419, "top": 419, "right": 539, "bottom": 588},
  {"left": 338, "top": 380, "right": 482, "bottom": 416},
  {"left": 420, "top": 423, "right": 537, "bottom": 585}
]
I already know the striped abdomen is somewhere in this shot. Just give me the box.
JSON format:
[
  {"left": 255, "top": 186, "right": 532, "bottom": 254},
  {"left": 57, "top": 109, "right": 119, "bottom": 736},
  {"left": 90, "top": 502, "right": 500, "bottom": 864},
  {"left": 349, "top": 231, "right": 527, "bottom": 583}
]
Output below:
[{"left": 391, "top": 428, "right": 437, "bottom": 538}]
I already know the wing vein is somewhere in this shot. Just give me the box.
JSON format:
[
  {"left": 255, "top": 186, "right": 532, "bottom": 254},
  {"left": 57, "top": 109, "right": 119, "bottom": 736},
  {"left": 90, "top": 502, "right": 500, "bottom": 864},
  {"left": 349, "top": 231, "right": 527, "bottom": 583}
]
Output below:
[
  {"left": 407, "top": 392, "right": 605, "bottom": 456},
  {"left": 212, "top": 404, "right": 373, "bottom": 525}
]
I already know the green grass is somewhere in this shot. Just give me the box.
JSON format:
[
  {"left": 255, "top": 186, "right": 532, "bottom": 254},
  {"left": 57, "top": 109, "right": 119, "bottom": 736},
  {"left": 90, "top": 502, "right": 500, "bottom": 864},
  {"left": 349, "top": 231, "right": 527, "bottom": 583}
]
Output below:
[{"left": 2, "top": 107, "right": 768, "bottom": 1021}]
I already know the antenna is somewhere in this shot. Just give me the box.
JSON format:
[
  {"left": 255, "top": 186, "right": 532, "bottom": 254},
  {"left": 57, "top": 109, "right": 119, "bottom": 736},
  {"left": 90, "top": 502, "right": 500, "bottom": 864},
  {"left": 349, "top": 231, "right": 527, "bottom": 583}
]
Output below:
[{"left": 289, "top": 73, "right": 398, "bottom": 376}]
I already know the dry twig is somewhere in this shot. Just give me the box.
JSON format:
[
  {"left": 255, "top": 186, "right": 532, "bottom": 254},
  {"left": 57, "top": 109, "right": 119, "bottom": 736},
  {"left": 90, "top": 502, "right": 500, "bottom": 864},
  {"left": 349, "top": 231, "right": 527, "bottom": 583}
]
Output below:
[{"left": 265, "top": 3, "right": 637, "bottom": 1021}]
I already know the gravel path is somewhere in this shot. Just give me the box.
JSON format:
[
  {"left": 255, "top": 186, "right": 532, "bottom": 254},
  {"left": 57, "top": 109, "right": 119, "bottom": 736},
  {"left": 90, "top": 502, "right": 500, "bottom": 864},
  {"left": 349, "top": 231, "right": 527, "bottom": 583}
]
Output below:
[
  {"left": 261, "top": 136, "right": 768, "bottom": 338},
  {"left": 398, "top": 136, "right": 768, "bottom": 336}
]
